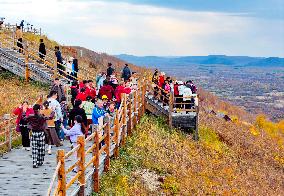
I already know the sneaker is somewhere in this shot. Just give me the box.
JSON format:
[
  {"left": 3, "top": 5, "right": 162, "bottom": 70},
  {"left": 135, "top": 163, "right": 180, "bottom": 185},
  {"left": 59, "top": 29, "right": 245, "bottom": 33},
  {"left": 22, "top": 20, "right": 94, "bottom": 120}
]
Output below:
[
  {"left": 33, "top": 165, "right": 38, "bottom": 168},
  {"left": 48, "top": 149, "right": 52, "bottom": 155},
  {"left": 25, "top": 147, "right": 31, "bottom": 151}
]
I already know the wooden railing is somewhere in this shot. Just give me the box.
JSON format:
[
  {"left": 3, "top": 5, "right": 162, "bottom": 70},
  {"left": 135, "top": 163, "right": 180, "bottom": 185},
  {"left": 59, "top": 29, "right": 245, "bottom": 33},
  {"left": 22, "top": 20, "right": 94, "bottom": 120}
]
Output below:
[
  {"left": 2, "top": 23, "right": 42, "bottom": 35},
  {"left": 0, "top": 28, "right": 98, "bottom": 83},
  {"left": 47, "top": 80, "right": 146, "bottom": 196},
  {"left": 0, "top": 115, "right": 18, "bottom": 151}
]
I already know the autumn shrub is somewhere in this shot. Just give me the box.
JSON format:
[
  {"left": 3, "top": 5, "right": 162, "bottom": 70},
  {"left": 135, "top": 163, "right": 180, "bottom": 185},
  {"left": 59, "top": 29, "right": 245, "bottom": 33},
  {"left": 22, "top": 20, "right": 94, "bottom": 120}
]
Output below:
[{"left": 98, "top": 115, "right": 284, "bottom": 195}]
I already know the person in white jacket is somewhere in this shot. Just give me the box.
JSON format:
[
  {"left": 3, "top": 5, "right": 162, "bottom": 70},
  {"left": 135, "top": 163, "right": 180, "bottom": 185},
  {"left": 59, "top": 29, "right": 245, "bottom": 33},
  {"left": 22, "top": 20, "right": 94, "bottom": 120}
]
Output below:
[
  {"left": 47, "top": 91, "right": 63, "bottom": 138},
  {"left": 181, "top": 84, "right": 193, "bottom": 111}
]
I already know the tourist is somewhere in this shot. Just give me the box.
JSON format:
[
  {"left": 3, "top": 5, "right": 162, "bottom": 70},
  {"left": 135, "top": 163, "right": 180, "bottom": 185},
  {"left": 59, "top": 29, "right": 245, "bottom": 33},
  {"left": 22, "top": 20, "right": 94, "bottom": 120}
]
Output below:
[
  {"left": 98, "top": 80, "right": 114, "bottom": 100},
  {"left": 114, "top": 81, "right": 131, "bottom": 108},
  {"left": 69, "top": 99, "right": 87, "bottom": 127},
  {"left": 55, "top": 46, "right": 64, "bottom": 76},
  {"left": 60, "top": 97, "right": 68, "bottom": 140},
  {"left": 178, "top": 81, "right": 186, "bottom": 109},
  {"left": 82, "top": 96, "right": 95, "bottom": 131},
  {"left": 102, "top": 95, "right": 109, "bottom": 110},
  {"left": 107, "top": 63, "right": 115, "bottom": 77},
  {"left": 110, "top": 73, "right": 119, "bottom": 90},
  {"left": 106, "top": 101, "right": 116, "bottom": 129},
  {"left": 174, "top": 81, "right": 182, "bottom": 108},
  {"left": 97, "top": 72, "right": 106, "bottom": 90},
  {"left": 87, "top": 80, "right": 96, "bottom": 98},
  {"left": 62, "top": 115, "right": 86, "bottom": 172},
  {"left": 181, "top": 82, "right": 193, "bottom": 111},
  {"left": 122, "top": 64, "right": 131, "bottom": 81},
  {"left": 92, "top": 99, "right": 106, "bottom": 127},
  {"left": 72, "top": 58, "right": 79, "bottom": 80},
  {"left": 40, "top": 101, "right": 61, "bottom": 155},
  {"left": 70, "top": 80, "right": 79, "bottom": 106},
  {"left": 15, "top": 26, "right": 23, "bottom": 53},
  {"left": 188, "top": 80, "right": 198, "bottom": 94},
  {"left": 25, "top": 104, "right": 54, "bottom": 168},
  {"left": 152, "top": 69, "right": 159, "bottom": 84},
  {"left": 66, "top": 58, "right": 73, "bottom": 79},
  {"left": 50, "top": 78, "right": 66, "bottom": 103},
  {"left": 13, "top": 101, "right": 34, "bottom": 151},
  {"left": 38, "top": 39, "right": 46, "bottom": 62},
  {"left": 20, "top": 20, "right": 24, "bottom": 30},
  {"left": 47, "top": 91, "right": 63, "bottom": 139},
  {"left": 76, "top": 88, "right": 87, "bottom": 101},
  {"left": 158, "top": 72, "right": 165, "bottom": 88}
]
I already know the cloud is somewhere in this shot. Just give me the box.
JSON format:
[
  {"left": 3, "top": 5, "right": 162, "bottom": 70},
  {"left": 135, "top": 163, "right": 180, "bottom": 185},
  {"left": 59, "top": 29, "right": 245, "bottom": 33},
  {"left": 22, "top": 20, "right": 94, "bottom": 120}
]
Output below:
[{"left": 1, "top": 0, "right": 284, "bottom": 57}]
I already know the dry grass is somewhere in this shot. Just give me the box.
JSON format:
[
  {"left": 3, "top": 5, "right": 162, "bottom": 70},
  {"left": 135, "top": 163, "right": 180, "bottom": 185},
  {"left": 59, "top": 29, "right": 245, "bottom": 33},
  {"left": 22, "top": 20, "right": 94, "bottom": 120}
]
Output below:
[
  {"left": 0, "top": 71, "right": 48, "bottom": 117},
  {"left": 98, "top": 114, "right": 284, "bottom": 195}
]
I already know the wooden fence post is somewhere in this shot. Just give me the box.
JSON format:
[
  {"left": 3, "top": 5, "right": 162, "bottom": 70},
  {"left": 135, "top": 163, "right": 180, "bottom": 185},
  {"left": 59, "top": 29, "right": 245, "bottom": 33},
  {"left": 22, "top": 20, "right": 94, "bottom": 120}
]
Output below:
[
  {"left": 114, "top": 112, "right": 120, "bottom": 158},
  {"left": 77, "top": 136, "right": 86, "bottom": 196},
  {"left": 93, "top": 126, "right": 100, "bottom": 193},
  {"left": 57, "top": 149, "right": 66, "bottom": 196},
  {"left": 25, "top": 52, "right": 29, "bottom": 82},
  {"left": 142, "top": 81, "right": 146, "bottom": 114},
  {"left": 127, "top": 94, "right": 132, "bottom": 136},
  {"left": 7, "top": 115, "right": 12, "bottom": 151},
  {"left": 121, "top": 94, "right": 127, "bottom": 146},
  {"left": 133, "top": 90, "right": 138, "bottom": 126},
  {"left": 104, "top": 117, "right": 110, "bottom": 172},
  {"left": 169, "top": 92, "right": 173, "bottom": 128},
  {"left": 194, "top": 106, "right": 199, "bottom": 141},
  {"left": 53, "top": 60, "right": 58, "bottom": 79}
]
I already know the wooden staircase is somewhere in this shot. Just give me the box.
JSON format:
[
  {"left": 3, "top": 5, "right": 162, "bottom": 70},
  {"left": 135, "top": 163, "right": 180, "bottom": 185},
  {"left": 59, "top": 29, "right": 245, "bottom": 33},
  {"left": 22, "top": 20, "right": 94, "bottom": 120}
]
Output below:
[{"left": 0, "top": 25, "right": 97, "bottom": 85}]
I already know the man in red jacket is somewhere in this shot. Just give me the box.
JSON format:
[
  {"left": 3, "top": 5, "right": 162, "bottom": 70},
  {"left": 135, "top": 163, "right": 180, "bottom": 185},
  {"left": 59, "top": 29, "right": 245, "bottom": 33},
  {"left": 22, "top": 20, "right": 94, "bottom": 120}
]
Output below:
[
  {"left": 76, "top": 88, "right": 87, "bottom": 101},
  {"left": 98, "top": 80, "right": 114, "bottom": 100},
  {"left": 114, "top": 81, "right": 131, "bottom": 108}
]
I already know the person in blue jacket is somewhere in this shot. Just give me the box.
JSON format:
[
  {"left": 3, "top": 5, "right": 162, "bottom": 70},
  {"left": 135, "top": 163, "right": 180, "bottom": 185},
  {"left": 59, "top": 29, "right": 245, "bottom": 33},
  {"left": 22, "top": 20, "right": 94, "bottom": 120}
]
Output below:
[{"left": 92, "top": 99, "right": 106, "bottom": 125}]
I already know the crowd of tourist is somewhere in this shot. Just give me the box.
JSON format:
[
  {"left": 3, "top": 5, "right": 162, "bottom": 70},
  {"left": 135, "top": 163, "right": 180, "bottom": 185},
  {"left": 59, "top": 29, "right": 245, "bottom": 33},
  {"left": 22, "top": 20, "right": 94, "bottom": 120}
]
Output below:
[
  {"left": 13, "top": 63, "right": 137, "bottom": 168},
  {"left": 152, "top": 69, "right": 198, "bottom": 110}
]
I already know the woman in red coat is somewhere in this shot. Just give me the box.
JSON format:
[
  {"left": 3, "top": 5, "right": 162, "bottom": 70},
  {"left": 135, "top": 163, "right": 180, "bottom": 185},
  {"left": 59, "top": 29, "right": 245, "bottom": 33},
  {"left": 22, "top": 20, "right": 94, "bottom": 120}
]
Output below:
[
  {"left": 13, "top": 101, "right": 34, "bottom": 150},
  {"left": 158, "top": 72, "right": 165, "bottom": 87},
  {"left": 76, "top": 88, "right": 87, "bottom": 101}
]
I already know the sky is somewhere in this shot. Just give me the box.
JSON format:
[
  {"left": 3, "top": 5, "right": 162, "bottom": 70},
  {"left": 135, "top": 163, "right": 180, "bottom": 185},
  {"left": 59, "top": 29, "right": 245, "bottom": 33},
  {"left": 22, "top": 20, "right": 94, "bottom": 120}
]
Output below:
[{"left": 1, "top": 0, "right": 284, "bottom": 57}]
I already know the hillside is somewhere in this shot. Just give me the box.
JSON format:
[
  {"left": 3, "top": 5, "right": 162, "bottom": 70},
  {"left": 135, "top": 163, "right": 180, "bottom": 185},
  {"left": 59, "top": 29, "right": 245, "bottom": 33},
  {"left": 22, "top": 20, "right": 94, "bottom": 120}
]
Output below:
[
  {"left": 98, "top": 110, "right": 284, "bottom": 195},
  {"left": 115, "top": 54, "right": 284, "bottom": 67},
  {"left": 0, "top": 71, "right": 48, "bottom": 117}
]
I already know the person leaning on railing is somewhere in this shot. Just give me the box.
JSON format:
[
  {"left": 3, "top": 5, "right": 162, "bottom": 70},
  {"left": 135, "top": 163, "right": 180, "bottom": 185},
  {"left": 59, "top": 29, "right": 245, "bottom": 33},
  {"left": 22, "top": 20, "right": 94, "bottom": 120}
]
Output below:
[{"left": 13, "top": 101, "right": 34, "bottom": 151}]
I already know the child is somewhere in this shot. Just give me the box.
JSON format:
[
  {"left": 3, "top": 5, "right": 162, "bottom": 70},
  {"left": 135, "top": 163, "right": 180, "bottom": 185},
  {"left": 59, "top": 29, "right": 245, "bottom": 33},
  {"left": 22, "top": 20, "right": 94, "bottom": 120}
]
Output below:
[
  {"left": 106, "top": 101, "right": 116, "bottom": 136},
  {"left": 25, "top": 104, "right": 54, "bottom": 168},
  {"left": 40, "top": 101, "right": 61, "bottom": 155},
  {"left": 102, "top": 95, "right": 109, "bottom": 110},
  {"left": 82, "top": 96, "right": 95, "bottom": 134},
  {"left": 62, "top": 115, "right": 86, "bottom": 149},
  {"left": 61, "top": 115, "right": 86, "bottom": 172}
]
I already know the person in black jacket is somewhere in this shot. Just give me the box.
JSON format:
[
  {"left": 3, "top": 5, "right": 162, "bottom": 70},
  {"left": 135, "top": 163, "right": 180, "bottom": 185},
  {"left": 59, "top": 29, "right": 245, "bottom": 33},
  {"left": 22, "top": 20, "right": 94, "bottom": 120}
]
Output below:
[
  {"left": 55, "top": 46, "right": 64, "bottom": 76},
  {"left": 122, "top": 64, "right": 131, "bottom": 81},
  {"left": 68, "top": 99, "right": 87, "bottom": 127},
  {"left": 70, "top": 81, "right": 79, "bottom": 107},
  {"left": 38, "top": 39, "right": 46, "bottom": 61},
  {"left": 72, "top": 58, "right": 78, "bottom": 80},
  {"left": 106, "top": 63, "right": 114, "bottom": 76}
]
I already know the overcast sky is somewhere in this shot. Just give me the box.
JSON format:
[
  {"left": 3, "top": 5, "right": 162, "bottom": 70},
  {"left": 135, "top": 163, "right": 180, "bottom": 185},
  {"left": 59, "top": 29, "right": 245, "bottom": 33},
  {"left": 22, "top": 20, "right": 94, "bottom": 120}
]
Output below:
[{"left": 1, "top": 0, "right": 284, "bottom": 57}]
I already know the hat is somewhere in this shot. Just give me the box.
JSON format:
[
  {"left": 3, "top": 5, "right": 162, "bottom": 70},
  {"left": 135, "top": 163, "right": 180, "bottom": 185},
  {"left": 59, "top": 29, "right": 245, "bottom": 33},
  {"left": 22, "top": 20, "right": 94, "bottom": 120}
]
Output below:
[
  {"left": 161, "top": 72, "right": 165, "bottom": 76},
  {"left": 102, "top": 95, "right": 108, "bottom": 100},
  {"left": 177, "top": 81, "right": 183, "bottom": 85}
]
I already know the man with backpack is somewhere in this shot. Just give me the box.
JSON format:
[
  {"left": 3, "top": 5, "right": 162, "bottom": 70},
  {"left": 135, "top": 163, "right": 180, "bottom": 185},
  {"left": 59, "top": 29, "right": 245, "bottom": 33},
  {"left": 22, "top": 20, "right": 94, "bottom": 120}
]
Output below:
[{"left": 122, "top": 64, "right": 131, "bottom": 81}]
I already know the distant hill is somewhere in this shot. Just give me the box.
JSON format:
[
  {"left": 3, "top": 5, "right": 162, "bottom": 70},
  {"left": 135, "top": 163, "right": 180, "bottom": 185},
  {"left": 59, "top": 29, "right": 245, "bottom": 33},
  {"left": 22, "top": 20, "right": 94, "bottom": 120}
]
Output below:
[{"left": 115, "top": 54, "right": 284, "bottom": 67}]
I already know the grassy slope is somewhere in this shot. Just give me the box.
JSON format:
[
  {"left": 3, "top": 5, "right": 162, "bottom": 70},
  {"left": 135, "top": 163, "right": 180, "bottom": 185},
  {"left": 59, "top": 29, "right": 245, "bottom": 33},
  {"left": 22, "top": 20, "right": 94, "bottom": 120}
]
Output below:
[
  {"left": 0, "top": 71, "right": 49, "bottom": 116},
  {"left": 98, "top": 114, "right": 284, "bottom": 195}
]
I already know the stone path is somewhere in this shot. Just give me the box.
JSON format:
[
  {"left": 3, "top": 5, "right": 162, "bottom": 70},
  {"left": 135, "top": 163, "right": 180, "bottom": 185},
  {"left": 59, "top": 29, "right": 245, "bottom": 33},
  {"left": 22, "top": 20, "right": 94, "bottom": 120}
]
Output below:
[{"left": 0, "top": 141, "right": 79, "bottom": 196}]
